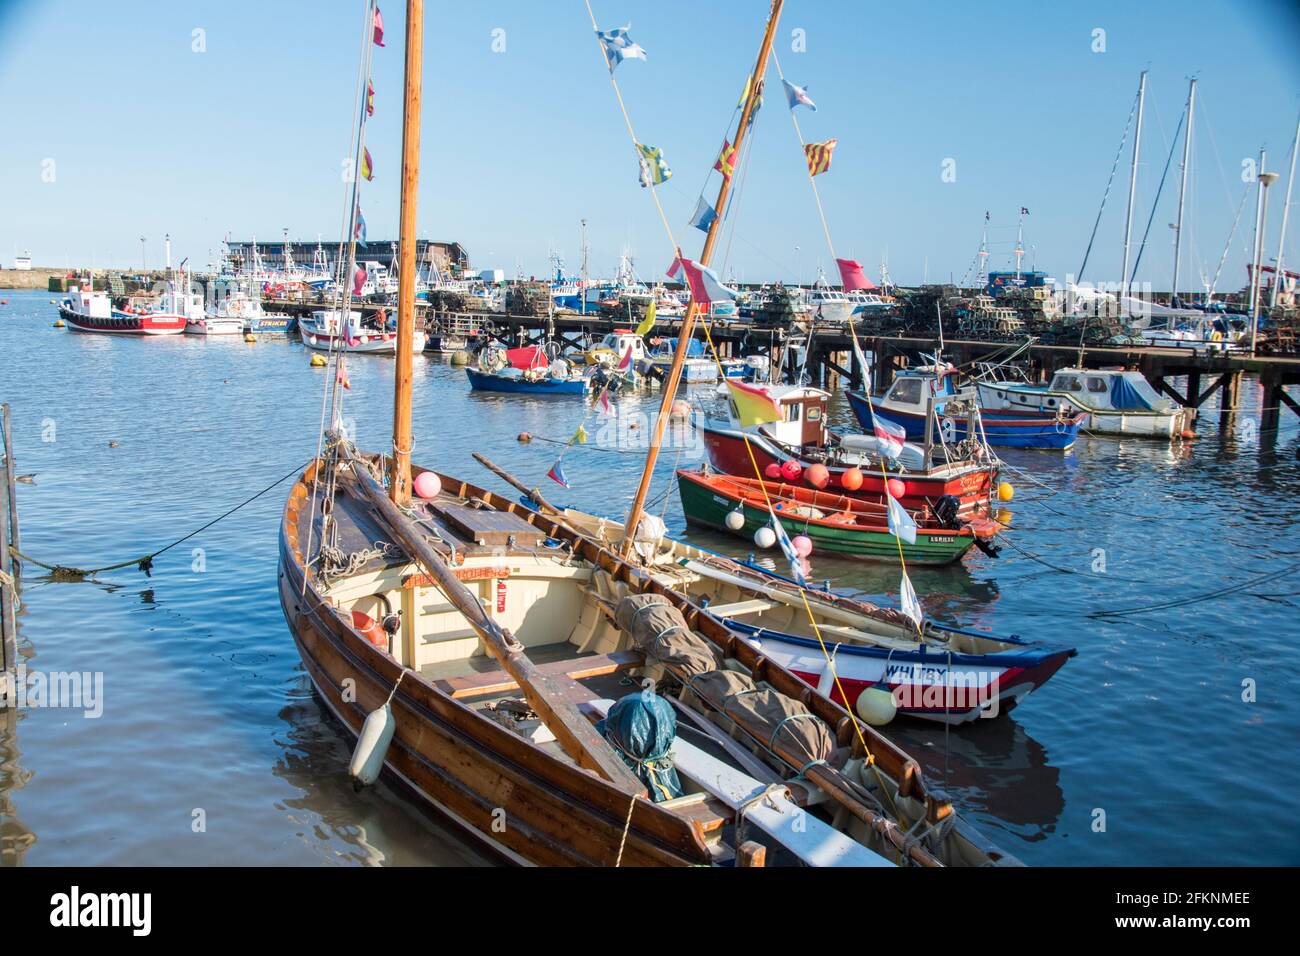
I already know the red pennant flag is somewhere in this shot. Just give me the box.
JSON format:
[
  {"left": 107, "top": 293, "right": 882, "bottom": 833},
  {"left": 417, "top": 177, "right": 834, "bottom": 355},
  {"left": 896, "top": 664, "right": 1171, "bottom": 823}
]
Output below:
[
  {"left": 337, "top": 357, "right": 351, "bottom": 390},
  {"left": 373, "top": 6, "right": 385, "bottom": 46},
  {"left": 366, "top": 79, "right": 375, "bottom": 117},
  {"left": 836, "top": 258, "right": 877, "bottom": 292},
  {"left": 352, "top": 263, "right": 367, "bottom": 297}
]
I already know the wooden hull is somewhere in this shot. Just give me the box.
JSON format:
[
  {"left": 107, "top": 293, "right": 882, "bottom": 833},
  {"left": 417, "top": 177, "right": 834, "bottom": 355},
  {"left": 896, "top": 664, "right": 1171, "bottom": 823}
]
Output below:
[
  {"left": 277, "top": 465, "right": 711, "bottom": 867},
  {"left": 677, "top": 469, "right": 976, "bottom": 565},
  {"left": 700, "top": 422, "right": 994, "bottom": 515}
]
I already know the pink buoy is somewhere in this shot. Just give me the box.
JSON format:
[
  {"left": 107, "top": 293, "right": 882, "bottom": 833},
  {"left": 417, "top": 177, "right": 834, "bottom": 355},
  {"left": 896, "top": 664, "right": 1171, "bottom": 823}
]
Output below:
[
  {"left": 413, "top": 471, "right": 441, "bottom": 499},
  {"left": 669, "top": 399, "right": 692, "bottom": 420},
  {"left": 886, "top": 478, "right": 907, "bottom": 499},
  {"left": 779, "top": 460, "right": 803, "bottom": 482},
  {"left": 764, "top": 463, "right": 782, "bottom": 479},
  {"left": 791, "top": 534, "right": 813, "bottom": 558}
]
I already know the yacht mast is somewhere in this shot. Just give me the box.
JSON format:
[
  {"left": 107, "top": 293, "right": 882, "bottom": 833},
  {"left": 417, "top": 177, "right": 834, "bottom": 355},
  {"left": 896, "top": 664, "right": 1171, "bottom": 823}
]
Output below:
[
  {"left": 1171, "top": 78, "right": 1196, "bottom": 303},
  {"left": 1120, "top": 70, "right": 1147, "bottom": 314},
  {"left": 621, "top": 0, "right": 784, "bottom": 555},
  {"left": 390, "top": 0, "right": 423, "bottom": 507},
  {"left": 1271, "top": 109, "right": 1300, "bottom": 310}
]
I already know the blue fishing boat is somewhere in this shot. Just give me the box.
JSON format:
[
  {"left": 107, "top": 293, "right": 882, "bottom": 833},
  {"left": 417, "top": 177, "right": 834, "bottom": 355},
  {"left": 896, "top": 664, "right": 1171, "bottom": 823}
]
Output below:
[
  {"left": 465, "top": 367, "right": 589, "bottom": 395},
  {"left": 847, "top": 365, "right": 1088, "bottom": 451}
]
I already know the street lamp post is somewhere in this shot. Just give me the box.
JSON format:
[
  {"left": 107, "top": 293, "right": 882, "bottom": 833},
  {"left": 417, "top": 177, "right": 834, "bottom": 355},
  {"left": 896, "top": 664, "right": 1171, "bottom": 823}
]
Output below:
[
  {"left": 1250, "top": 166, "right": 1281, "bottom": 355},
  {"left": 139, "top": 236, "right": 146, "bottom": 272}
]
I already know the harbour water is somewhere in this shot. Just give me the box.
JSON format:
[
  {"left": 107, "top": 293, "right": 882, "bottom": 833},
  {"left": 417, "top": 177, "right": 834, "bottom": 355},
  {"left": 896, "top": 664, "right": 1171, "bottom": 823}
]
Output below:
[{"left": 1, "top": 286, "right": 1298, "bottom": 866}]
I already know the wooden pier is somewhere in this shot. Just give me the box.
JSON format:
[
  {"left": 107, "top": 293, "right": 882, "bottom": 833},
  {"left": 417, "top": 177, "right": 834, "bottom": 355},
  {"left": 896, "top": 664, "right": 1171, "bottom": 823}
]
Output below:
[{"left": 265, "top": 298, "right": 1300, "bottom": 440}]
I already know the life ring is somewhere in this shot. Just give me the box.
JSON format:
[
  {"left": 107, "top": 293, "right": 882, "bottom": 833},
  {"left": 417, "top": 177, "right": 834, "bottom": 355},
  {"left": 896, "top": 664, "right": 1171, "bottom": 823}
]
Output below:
[{"left": 350, "top": 610, "right": 389, "bottom": 651}]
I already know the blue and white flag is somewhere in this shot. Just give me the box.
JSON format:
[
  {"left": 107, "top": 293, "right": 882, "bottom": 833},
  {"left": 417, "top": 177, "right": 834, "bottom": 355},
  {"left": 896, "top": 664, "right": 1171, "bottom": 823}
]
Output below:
[
  {"left": 899, "top": 570, "right": 924, "bottom": 629},
  {"left": 782, "top": 78, "right": 817, "bottom": 111},
  {"left": 597, "top": 24, "right": 647, "bottom": 71},
  {"left": 688, "top": 196, "right": 718, "bottom": 233},
  {"left": 886, "top": 494, "right": 917, "bottom": 545},
  {"left": 769, "top": 513, "right": 807, "bottom": 586},
  {"left": 354, "top": 204, "right": 367, "bottom": 247}
]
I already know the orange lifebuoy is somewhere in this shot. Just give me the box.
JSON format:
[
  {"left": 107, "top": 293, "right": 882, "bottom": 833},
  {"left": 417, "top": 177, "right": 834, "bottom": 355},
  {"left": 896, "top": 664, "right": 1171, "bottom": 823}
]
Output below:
[{"left": 350, "top": 610, "right": 389, "bottom": 650}]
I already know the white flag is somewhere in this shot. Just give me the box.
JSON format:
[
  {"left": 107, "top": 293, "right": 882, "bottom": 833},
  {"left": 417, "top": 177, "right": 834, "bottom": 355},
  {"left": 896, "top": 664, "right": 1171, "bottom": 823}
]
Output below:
[
  {"left": 899, "top": 571, "right": 924, "bottom": 629},
  {"left": 886, "top": 494, "right": 917, "bottom": 545},
  {"left": 873, "top": 416, "right": 907, "bottom": 459}
]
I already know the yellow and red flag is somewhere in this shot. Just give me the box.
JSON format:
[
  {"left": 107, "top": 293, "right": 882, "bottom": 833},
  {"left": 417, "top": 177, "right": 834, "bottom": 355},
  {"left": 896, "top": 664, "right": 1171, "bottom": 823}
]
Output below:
[
  {"left": 361, "top": 147, "right": 374, "bottom": 181},
  {"left": 337, "top": 357, "right": 351, "bottom": 391},
  {"left": 366, "top": 79, "right": 375, "bottom": 117},
  {"left": 714, "top": 138, "right": 737, "bottom": 180},
  {"left": 804, "top": 139, "right": 838, "bottom": 177},
  {"left": 725, "top": 379, "right": 784, "bottom": 427}
]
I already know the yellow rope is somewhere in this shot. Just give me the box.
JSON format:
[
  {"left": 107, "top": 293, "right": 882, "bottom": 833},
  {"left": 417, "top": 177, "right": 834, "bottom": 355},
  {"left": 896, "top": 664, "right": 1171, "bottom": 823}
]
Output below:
[{"left": 583, "top": 0, "right": 905, "bottom": 830}]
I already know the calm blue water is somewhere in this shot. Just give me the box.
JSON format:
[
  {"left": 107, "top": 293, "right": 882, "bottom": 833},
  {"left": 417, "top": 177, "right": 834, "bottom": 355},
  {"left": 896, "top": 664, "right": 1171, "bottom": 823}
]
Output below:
[{"left": 1, "top": 286, "right": 1297, "bottom": 866}]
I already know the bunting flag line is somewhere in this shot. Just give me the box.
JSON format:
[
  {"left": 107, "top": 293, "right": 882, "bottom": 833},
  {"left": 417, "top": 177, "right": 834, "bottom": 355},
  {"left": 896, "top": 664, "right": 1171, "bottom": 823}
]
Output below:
[
  {"left": 725, "top": 379, "right": 784, "bottom": 426},
  {"left": 737, "top": 75, "right": 752, "bottom": 109},
  {"left": 570, "top": 424, "right": 588, "bottom": 445},
  {"left": 366, "top": 79, "right": 375, "bottom": 117},
  {"left": 635, "top": 299, "right": 657, "bottom": 337},
  {"left": 714, "top": 138, "right": 737, "bottom": 180},
  {"left": 669, "top": 257, "right": 737, "bottom": 308},
  {"left": 361, "top": 147, "right": 374, "bottom": 181},
  {"left": 769, "top": 513, "right": 808, "bottom": 587},
  {"left": 899, "top": 570, "right": 924, "bottom": 630},
  {"left": 636, "top": 143, "right": 671, "bottom": 186},
  {"left": 337, "top": 356, "right": 351, "bottom": 391},
  {"left": 596, "top": 24, "right": 647, "bottom": 71},
  {"left": 688, "top": 196, "right": 718, "bottom": 233},
  {"left": 373, "top": 5, "right": 385, "bottom": 46},
  {"left": 804, "top": 139, "right": 838, "bottom": 177},
  {"left": 598, "top": 387, "right": 614, "bottom": 415},
  {"left": 886, "top": 494, "right": 918, "bottom": 545},
  {"left": 737, "top": 75, "right": 762, "bottom": 125},
  {"left": 782, "top": 78, "right": 817, "bottom": 111},
  {"left": 836, "top": 257, "right": 876, "bottom": 292},
  {"left": 874, "top": 416, "right": 907, "bottom": 459},
  {"left": 546, "top": 460, "right": 570, "bottom": 488},
  {"left": 352, "top": 262, "right": 368, "bottom": 297}
]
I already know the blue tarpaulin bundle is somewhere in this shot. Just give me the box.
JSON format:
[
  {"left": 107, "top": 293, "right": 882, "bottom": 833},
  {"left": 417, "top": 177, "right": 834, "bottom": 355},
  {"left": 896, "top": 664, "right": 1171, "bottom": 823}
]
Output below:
[
  {"left": 597, "top": 692, "right": 683, "bottom": 802},
  {"left": 1109, "top": 374, "right": 1154, "bottom": 411}
]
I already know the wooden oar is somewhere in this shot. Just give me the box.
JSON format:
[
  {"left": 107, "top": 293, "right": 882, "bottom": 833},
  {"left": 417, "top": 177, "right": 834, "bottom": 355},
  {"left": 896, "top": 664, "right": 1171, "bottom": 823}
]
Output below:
[
  {"left": 341, "top": 446, "right": 646, "bottom": 795},
  {"left": 473, "top": 452, "right": 564, "bottom": 516}
]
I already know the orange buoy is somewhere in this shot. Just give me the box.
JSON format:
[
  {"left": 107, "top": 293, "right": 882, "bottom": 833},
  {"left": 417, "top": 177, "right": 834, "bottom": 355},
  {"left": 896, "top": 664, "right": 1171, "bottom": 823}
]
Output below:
[
  {"left": 840, "top": 467, "right": 864, "bottom": 491},
  {"left": 764, "top": 463, "right": 782, "bottom": 479},
  {"left": 1180, "top": 429, "right": 1197, "bottom": 440},
  {"left": 351, "top": 610, "right": 389, "bottom": 650},
  {"left": 886, "top": 478, "right": 907, "bottom": 499},
  {"left": 806, "top": 463, "right": 830, "bottom": 489},
  {"left": 517, "top": 432, "right": 532, "bottom": 443}
]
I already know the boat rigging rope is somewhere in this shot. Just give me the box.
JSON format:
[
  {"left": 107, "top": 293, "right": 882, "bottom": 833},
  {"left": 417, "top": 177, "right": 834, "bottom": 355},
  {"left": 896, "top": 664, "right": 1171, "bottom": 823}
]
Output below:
[
  {"left": 8, "top": 458, "right": 314, "bottom": 580},
  {"left": 1077, "top": 87, "right": 1138, "bottom": 283}
]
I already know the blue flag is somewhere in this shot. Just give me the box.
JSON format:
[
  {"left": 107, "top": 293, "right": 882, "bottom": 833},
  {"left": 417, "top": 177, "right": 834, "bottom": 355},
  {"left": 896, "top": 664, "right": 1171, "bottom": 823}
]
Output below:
[
  {"left": 689, "top": 196, "right": 718, "bottom": 233},
  {"left": 596, "top": 24, "right": 647, "bottom": 71},
  {"left": 547, "top": 460, "right": 570, "bottom": 489}
]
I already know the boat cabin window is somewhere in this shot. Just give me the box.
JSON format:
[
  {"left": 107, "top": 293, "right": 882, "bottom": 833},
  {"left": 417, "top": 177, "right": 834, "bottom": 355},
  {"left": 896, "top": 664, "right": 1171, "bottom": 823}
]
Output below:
[
  {"left": 1086, "top": 377, "right": 1108, "bottom": 393},
  {"left": 888, "top": 378, "right": 923, "bottom": 405},
  {"left": 1053, "top": 375, "right": 1083, "bottom": 392},
  {"left": 784, "top": 402, "right": 801, "bottom": 423},
  {"left": 806, "top": 405, "right": 821, "bottom": 422}
]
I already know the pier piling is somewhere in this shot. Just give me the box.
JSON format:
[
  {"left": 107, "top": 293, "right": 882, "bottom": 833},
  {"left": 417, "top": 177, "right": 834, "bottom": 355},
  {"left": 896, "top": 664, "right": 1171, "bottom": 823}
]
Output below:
[{"left": 0, "top": 405, "right": 17, "bottom": 698}]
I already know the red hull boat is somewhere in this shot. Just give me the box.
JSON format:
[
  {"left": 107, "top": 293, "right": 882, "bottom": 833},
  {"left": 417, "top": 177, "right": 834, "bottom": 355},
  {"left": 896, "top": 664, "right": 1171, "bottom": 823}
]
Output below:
[{"left": 698, "top": 384, "right": 997, "bottom": 516}]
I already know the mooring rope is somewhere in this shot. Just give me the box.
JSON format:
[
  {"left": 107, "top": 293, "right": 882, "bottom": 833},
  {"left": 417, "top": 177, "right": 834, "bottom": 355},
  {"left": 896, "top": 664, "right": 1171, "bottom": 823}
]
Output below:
[{"left": 9, "top": 458, "right": 313, "bottom": 580}]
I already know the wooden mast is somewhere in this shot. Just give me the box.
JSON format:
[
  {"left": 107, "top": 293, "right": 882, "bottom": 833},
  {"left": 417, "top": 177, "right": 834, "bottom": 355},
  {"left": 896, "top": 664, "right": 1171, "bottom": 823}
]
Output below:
[
  {"left": 621, "top": 0, "right": 784, "bottom": 555},
  {"left": 390, "top": 0, "right": 423, "bottom": 507}
]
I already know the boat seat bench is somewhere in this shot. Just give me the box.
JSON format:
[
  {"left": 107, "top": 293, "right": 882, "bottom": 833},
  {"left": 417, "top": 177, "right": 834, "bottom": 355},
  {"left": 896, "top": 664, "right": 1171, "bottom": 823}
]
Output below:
[
  {"left": 703, "top": 598, "right": 775, "bottom": 618},
  {"left": 431, "top": 649, "right": 646, "bottom": 700}
]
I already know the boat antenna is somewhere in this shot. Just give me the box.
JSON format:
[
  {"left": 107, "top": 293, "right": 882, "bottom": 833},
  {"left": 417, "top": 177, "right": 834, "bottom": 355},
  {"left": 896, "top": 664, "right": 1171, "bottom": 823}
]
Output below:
[
  {"left": 617, "top": 0, "right": 784, "bottom": 556},
  {"left": 390, "top": 0, "right": 423, "bottom": 507}
]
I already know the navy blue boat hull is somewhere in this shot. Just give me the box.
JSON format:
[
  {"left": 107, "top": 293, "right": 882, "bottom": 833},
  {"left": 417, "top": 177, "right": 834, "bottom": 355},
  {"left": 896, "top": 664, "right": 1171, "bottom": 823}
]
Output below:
[
  {"left": 465, "top": 367, "right": 589, "bottom": 396},
  {"left": 846, "top": 390, "right": 1083, "bottom": 450}
]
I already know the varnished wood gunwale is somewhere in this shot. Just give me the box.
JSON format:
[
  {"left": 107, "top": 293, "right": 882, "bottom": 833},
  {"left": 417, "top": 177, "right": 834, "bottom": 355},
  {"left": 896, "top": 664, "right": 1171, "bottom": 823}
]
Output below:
[{"left": 279, "top": 464, "right": 712, "bottom": 867}]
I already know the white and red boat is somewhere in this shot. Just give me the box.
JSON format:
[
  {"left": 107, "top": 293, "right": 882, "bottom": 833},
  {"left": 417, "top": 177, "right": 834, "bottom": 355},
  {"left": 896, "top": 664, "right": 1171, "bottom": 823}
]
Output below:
[
  {"left": 59, "top": 283, "right": 189, "bottom": 336},
  {"left": 299, "top": 308, "right": 422, "bottom": 354}
]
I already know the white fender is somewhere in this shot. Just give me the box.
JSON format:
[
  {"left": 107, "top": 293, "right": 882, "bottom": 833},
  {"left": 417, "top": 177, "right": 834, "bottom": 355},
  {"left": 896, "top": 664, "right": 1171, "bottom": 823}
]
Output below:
[{"left": 349, "top": 703, "right": 395, "bottom": 785}]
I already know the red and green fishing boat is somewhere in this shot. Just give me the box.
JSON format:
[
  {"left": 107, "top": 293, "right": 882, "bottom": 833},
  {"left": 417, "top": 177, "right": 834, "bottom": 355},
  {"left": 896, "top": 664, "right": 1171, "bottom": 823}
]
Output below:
[
  {"left": 698, "top": 384, "right": 998, "bottom": 516},
  {"left": 677, "top": 469, "right": 996, "bottom": 565}
]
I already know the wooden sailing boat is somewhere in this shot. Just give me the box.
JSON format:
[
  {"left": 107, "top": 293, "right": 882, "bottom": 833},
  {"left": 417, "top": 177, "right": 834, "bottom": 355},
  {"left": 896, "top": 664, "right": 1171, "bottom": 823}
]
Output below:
[{"left": 279, "top": 0, "right": 1016, "bottom": 866}]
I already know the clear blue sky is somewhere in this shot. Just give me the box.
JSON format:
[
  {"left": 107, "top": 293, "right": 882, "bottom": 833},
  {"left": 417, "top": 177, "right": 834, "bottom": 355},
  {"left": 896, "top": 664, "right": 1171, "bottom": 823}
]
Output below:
[{"left": 2, "top": 0, "right": 1297, "bottom": 290}]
